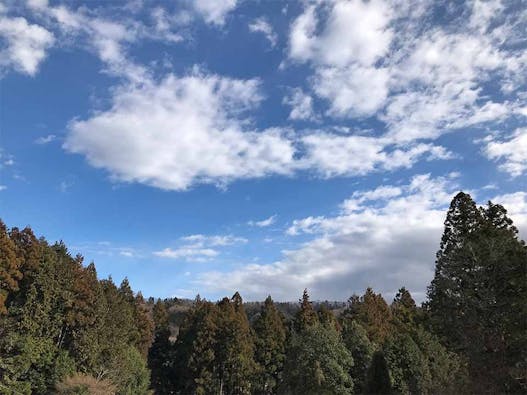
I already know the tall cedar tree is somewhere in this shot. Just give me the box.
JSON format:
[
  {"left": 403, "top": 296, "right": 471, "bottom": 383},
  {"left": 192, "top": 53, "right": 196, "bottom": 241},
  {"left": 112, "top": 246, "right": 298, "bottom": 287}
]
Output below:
[
  {"left": 253, "top": 295, "right": 287, "bottom": 394},
  {"left": 215, "top": 292, "right": 257, "bottom": 395},
  {"left": 342, "top": 287, "right": 392, "bottom": 344},
  {"left": 293, "top": 289, "right": 319, "bottom": 332},
  {"left": 427, "top": 193, "right": 527, "bottom": 392}
]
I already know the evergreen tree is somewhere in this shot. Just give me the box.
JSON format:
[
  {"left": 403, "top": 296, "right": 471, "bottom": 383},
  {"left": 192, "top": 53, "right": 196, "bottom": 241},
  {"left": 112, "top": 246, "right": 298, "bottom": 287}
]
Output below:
[
  {"left": 215, "top": 292, "right": 256, "bottom": 395},
  {"left": 0, "top": 220, "right": 21, "bottom": 314},
  {"left": 427, "top": 193, "right": 527, "bottom": 392},
  {"left": 343, "top": 287, "right": 392, "bottom": 344},
  {"left": 293, "top": 289, "right": 319, "bottom": 332},
  {"left": 427, "top": 192, "right": 482, "bottom": 344},
  {"left": 253, "top": 295, "right": 287, "bottom": 394},
  {"left": 366, "top": 351, "right": 392, "bottom": 395},
  {"left": 383, "top": 333, "right": 431, "bottom": 395},
  {"left": 148, "top": 300, "right": 175, "bottom": 393},
  {"left": 283, "top": 323, "right": 354, "bottom": 394},
  {"left": 340, "top": 320, "right": 373, "bottom": 394}
]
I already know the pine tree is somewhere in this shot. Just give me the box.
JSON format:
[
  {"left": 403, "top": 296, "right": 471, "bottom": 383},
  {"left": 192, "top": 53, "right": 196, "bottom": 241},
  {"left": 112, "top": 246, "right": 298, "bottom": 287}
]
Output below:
[{"left": 253, "top": 295, "right": 287, "bottom": 394}]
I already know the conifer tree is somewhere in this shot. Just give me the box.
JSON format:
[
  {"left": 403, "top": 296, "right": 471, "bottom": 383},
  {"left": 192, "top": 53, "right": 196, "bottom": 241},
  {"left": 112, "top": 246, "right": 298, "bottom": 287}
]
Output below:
[
  {"left": 427, "top": 193, "right": 527, "bottom": 391},
  {"left": 148, "top": 299, "right": 175, "bottom": 393},
  {"left": 293, "top": 289, "right": 319, "bottom": 332},
  {"left": 343, "top": 287, "right": 392, "bottom": 344},
  {"left": 366, "top": 351, "right": 392, "bottom": 395},
  {"left": 253, "top": 295, "right": 287, "bottom": 394},
  {"left": 340, "top": 320, "right": 373, "bottom": 394},
  {"left": 0, "top": 220, "right": 21, "bottom": 314},
  {"left": 215, "top": 293, "right": 256, "bottom": 395},
  {"left": 283, "top": 323, "right": 354, "bottom": 394}
]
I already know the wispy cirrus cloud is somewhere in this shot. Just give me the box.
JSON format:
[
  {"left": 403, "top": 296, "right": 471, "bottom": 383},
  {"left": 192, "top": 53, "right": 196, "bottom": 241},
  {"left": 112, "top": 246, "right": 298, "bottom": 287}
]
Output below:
[{"left": 154, "top": 233, "right": 247, "bottom": 262}]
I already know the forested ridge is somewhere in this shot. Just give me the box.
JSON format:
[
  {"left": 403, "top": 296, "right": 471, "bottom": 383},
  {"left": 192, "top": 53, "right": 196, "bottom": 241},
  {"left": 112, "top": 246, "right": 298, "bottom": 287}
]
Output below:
[{"left": 0, "top": 192, "right": 525, "bottom": 394}]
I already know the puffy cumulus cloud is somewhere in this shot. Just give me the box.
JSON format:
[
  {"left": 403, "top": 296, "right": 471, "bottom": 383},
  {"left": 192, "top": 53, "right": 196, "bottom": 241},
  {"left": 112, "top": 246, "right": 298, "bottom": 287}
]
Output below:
[
  {"left": 299, "top": 133, "right": 453, "bottom": 178},
  {"left": 283, "top": 88, "right": 315, "bottom": 121},
  {"left": 192, "top": 0, "right": 237, "bottom": 26},
  {"left": 198, "top": 174, "right": 527, "bottom": 301},
  {"left": 287, "top": 0, "right": 527, "bottom": 151},
  {"left": 482, "top": 128, "right": 527, "bottom": 177},
  {"left": 63, "top": 70, "right": 296, "bottom": 190},
  {"left": 289, "top": 0, "right": 392, "bottom": 117},
  {"left": 248, "top": 17, "right": 277, "bottom": 47},
  {"left": 0, "top": 14, "right": 54, "bottom": 75},
  {"left": 63, "top": 64, "right": 453, "bottom": 190},
  {"left": 154, "top": 233, "right": 247, "bottom": 262},
  {"left": 289, "top": 0, "right": 392, "bottom": 67}
]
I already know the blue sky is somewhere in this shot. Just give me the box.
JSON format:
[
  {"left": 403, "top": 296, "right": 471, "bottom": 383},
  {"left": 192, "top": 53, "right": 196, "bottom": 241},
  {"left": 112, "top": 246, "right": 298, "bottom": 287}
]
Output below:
[{"left": 0, "top": 0, "right": 526, "bottom": 302}]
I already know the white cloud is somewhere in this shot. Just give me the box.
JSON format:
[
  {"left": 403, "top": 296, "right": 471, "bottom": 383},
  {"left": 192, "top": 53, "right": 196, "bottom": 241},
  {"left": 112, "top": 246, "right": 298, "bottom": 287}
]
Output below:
[
  {"left": 286, "top": 0, "right": 527, "bottom": 163},
  {"left": 249, "top": 17, "right": 277, "bottom": 47},
  {"left": 180, "top": 234, "right": 248, "bottom": 246},
  {"left": 154, "top": 233, "right": 246, "bottom": 262},
  {"left": 299, "top": 133, "right": 453, "bottom": 177},
  {"left": 64, "top": 70, "right": 296, "bottom": 190},
  {"left": 154, "top": 247, "right": 219, "bottom": 261},
  {"left": 0, "top": 15, "right": 54, "bottom": 75},
  {"left": 313, "top": 65, "right": 389, "bottom": 117},
  {"left": 288, "top": 0, "right": 393, "bottom": 117},
  {"left": 289, "top": 0, "right": 392, "bottom": 67},
  {"left": 248, "top": 215, "right": 276, "bottom": 228},
  {"left": 192, "top": 0, "right": 237, "bottom": 26},
  {"left": 0, "top": 185, "right": 6, "bottom": 191},
  {"left": 34, "top": 134, "right": 56, "bottom": 144},
  {"left": 491, "top": 191, "right": 527, "bottom": 239},
  {"left": 199, "top": 174, "right": 527, "bottom": 301},
  {"left": 482, "top": 128, "right": 527, "bottom": 177},
  {"left": 283, "top": 88, "right": 315, "bottom": 121}
]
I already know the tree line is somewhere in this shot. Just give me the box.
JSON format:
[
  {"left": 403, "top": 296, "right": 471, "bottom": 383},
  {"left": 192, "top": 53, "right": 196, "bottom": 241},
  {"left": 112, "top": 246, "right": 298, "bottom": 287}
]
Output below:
[{"left": 0, "top": 191, "right": 526, "bottom": 394}]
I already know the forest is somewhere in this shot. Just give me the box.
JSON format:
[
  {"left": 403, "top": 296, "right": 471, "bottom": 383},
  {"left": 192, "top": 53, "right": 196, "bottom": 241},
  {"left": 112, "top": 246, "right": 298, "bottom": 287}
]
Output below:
[{"left": 0, "top": 191, "right": 526, "bottom": 394}]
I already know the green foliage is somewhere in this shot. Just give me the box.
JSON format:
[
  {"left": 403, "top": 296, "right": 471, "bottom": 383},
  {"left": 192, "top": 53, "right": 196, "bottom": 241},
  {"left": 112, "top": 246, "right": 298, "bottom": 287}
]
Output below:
[
  {"left": 366, "top": 351, "right": 392, "bottom": 395},
  {"left": 427, "top": 193, "right": 527, "bottom": 392},
  {"left": 108, "top": 346, "right": 151, "bottom": 395},
  {"left": 0, "top": 220, "right": 21, "bottom": 314},
  {"left": 293, "top": 289, "right": 319, "bottom": 332},
  {"left": 253, "top": 296, "right": 287, "bottom": 394},
  {"left": 383, "top": 333, "right": 431, "bottom": 395},
  {"left": 342, "top": 287, "right": 392, "bottom": 344},
  {"left": 340, "top": 320, "right": 373, "bottom": 393},
  {"left": 0, "top": 222, "right": 152, "bottom": 393},
  {"left": 283, "top": 323, "right": 354, "bottom": 395}
]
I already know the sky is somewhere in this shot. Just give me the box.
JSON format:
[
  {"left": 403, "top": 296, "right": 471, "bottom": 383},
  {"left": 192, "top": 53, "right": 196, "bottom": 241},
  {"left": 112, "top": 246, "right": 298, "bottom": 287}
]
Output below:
[{"left": 0, "top": 0, "right": 526, "bottom": 303}]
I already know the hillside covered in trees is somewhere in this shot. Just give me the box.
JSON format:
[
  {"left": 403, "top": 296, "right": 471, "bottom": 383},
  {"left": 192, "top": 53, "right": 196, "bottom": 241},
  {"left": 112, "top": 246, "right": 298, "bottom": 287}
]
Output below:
[{"left": 0, "top": 191, "right": 526, "bottom": 394}]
